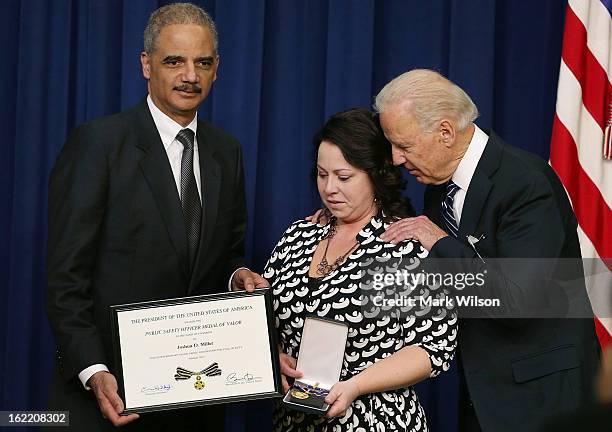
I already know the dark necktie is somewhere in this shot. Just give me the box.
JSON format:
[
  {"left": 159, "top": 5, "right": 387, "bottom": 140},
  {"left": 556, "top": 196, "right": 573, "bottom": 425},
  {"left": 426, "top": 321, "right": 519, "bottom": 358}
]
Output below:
[
  {"left": 441, "top": 181, "right": 460, "bottom": 237},
  {"left": 176, "top": 129, "right": 201, "bottom": 267}
]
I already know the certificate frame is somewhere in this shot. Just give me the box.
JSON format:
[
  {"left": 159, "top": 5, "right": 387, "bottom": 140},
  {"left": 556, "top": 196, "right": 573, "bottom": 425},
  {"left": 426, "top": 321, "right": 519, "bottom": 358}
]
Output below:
[{"left": 110, "top": 289, "right": 282, "bottom": 414}]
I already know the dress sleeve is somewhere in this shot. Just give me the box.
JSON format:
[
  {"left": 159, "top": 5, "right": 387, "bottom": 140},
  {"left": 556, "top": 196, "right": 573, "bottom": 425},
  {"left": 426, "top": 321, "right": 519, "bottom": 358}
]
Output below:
[
  {"left": 410, "top": 305, "right": 458, "bottom": 378},
  {"left": 402, "top": 244, "right": 458, "bottom": 378}
]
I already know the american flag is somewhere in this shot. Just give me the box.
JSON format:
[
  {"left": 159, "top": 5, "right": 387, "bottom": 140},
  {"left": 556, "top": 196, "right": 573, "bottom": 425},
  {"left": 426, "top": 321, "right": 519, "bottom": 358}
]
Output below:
[{"left": 549, "top": 0, "right": 611, "bottom": 348}]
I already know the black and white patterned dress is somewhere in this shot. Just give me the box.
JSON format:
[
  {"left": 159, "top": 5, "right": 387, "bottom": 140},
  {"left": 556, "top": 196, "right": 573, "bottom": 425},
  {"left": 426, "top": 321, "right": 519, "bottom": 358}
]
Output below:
[{"left": 264, "top": 216, "right": 458, "bottom": 432}]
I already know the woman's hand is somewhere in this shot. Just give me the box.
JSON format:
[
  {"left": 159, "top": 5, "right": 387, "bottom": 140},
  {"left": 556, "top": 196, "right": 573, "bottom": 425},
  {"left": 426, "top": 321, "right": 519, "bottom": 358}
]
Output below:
[
  {"left": 324, "top": 378, "right": 361, "bottom": 418},
  {"left": 279, "top": 352, "right": 302, "bottom": 393}
]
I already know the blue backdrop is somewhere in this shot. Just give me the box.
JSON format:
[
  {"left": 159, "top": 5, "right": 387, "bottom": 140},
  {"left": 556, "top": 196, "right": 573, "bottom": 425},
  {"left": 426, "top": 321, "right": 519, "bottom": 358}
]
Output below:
[{"left": 0, "top": 1, "right": 567, "bottom": 431}]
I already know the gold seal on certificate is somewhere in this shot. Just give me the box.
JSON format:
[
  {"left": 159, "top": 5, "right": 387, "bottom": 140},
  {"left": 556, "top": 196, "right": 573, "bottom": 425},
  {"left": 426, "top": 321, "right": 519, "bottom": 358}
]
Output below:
[{"left": 110, "top": 290, "right": 282, "bottom": 414}]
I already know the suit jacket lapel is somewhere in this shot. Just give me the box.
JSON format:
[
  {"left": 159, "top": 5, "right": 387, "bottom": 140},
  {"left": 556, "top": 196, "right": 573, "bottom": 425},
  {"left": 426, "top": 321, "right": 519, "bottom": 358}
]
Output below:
[
  {"left": 424, "top": 184, "right": 445, "bottom": 226},
  {"left": 189, "top": 122, "right": 221, "bottom": 292},
  {"left": 458, "top": 170, "right": 492, "bottom": 239},
  {"left": 132, "top": 101, "right": 190, "bottom": 280},
  {"left": 457, "top": 131, "right": 503, "bottom": 239}
]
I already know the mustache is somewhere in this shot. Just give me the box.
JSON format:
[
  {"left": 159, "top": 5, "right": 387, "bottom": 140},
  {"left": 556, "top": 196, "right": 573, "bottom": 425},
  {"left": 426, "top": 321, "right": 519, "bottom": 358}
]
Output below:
[{"left": 174, "top": 84, "right": 202, "bottom": 93}]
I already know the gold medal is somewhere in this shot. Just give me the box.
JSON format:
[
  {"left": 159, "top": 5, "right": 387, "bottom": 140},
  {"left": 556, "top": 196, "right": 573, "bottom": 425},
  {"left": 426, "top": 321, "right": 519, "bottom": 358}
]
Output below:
[
  {"left": 194, "top": 375, "right": 205, "bottom": 390},
  {"left": 291, "top": 390, "right": 309, "bottom": 400}
]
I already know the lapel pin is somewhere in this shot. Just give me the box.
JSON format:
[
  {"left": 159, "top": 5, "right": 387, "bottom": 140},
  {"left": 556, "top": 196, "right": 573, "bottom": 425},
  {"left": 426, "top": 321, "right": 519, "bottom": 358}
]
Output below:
[{"left": 466, "top": 234, "right": 486, "bottom": 263}]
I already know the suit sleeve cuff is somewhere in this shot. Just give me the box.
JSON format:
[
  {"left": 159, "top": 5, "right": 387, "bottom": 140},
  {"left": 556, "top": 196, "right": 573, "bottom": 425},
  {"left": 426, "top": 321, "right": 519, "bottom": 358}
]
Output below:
[
  {"left": 228, "top": 267, "right": 249, "bottom": 291},
  {"left": 78, "top": 364, "right": 109, "bottom": 390}
]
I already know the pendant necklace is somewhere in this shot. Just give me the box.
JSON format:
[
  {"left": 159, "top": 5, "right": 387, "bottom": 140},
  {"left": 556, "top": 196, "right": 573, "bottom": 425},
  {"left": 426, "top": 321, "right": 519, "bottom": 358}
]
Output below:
[{"left": 316, "top": 218, "right": 358, "bottom": 278}]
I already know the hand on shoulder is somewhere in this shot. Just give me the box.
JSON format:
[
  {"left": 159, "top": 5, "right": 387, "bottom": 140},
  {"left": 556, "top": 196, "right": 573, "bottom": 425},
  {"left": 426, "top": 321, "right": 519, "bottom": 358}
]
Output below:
[{"left": 380, "top": 215, "right": 448, "bottom": 250}]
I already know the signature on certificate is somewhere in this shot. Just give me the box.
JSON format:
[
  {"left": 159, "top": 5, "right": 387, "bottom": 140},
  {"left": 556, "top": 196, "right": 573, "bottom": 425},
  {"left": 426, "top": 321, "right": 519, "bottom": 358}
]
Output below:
[
  {"left": 141, "top": 383, "right": 174, "bottom": 394},
  {"left": 225, "top": 372, "right": 262, "bottom": 385}
]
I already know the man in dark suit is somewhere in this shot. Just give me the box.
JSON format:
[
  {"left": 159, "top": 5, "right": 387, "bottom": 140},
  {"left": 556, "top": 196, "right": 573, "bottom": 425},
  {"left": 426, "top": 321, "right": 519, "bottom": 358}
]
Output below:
[
  {"left": 542, "top": 346, "right": 612, "bottom": 431},
  {"left": 46, "top": 3, "right": 265, "bottom": 430},
  {"left": 376, "top": 69, "right": 600, "bottom": 432}
]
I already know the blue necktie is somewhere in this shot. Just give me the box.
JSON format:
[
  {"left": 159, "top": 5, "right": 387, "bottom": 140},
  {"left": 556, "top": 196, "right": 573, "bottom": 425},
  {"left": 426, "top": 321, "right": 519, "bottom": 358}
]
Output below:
[
  {"left": 441, "top": 181, "right": 460, "bottom": 237},
  {"left": 176, "top": 129, "right": 201, "bottom": 268}
]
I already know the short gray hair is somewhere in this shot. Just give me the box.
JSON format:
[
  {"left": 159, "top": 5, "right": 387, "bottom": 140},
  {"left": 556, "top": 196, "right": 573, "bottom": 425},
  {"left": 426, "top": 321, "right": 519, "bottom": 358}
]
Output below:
[
  {"left": 143, "top": 3, "right": 218, "bottom": 55},
  {"left": 374, "top": 69, "right": 479, "bottom": 132}
]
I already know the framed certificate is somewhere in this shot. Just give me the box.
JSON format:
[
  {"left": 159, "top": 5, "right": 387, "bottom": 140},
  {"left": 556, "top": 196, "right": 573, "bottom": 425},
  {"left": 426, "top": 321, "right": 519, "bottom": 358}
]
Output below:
[{"left": 110, "top": 289, "right": 282, "bottom": 414}]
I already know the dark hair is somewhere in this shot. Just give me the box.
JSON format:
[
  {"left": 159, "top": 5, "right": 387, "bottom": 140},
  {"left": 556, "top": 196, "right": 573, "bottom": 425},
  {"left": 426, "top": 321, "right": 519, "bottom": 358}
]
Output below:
[{"left": 313, "top": 108, "right": 415, "bottom": 220}]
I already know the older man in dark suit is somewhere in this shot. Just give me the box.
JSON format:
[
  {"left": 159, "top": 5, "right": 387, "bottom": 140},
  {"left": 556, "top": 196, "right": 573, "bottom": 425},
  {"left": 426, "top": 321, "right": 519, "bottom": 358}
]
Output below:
[
  {"left": 46, "top": 3, "right": 265, "bottom": 430},
  {"left": 376, "top": 69, "right": 600, "bottom": 432}
]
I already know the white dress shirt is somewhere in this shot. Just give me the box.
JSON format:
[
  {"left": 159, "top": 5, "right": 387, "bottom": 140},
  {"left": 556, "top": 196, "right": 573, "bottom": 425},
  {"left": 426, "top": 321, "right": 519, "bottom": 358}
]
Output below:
[
  {"left": 147, "top": 95, "right": 202, "bottom": 200},
  {"left": 450, "top": 125, "right": 489, "bottom": 224},
  {"left": 78, "top": 96, "right": 203, "bottom": 389}
]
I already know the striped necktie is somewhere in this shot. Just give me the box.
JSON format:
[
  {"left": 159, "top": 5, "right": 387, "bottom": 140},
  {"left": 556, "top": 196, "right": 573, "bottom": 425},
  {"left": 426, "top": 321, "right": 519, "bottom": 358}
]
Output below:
[
  {"left": 176, "top": 128, "right": 201, "bottom": 268},
  {"left": 441, "top": 181, "right": 460, "bottom": 237}
]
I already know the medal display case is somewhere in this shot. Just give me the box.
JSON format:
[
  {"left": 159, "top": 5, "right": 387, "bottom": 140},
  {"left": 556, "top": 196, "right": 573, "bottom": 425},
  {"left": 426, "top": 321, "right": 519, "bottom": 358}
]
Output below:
[{"left": 283, "top": 317, "right": 348, "bottom": 415}]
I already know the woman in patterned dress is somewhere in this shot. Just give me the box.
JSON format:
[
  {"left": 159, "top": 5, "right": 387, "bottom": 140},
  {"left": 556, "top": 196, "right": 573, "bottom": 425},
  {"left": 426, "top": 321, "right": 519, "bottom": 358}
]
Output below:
[{"left": 265, "top": 108, "right": 457, "bottom": 431}]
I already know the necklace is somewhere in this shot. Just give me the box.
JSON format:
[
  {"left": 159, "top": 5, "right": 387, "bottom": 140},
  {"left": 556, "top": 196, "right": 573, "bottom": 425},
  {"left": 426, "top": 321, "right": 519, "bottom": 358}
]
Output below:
[{"left": 316, "top": 218, "right": 358, "bottom": 278}]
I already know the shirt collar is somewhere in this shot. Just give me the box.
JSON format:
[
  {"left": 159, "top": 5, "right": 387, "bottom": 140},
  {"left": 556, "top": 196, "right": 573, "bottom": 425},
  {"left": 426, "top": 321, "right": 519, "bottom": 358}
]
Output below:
[
  {"left": 452, "top": 124, "right": 488, "bottom": 191},
  {"left": 147, "top": 95, "right": 198, "bottom": 150}
]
